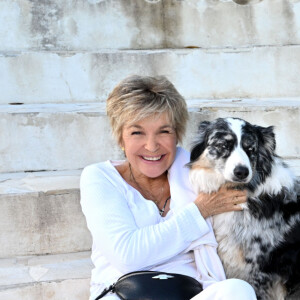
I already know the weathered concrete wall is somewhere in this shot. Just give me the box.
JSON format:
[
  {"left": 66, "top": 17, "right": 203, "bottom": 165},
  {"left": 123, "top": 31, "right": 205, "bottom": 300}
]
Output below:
[
  {"left": 2, "top": 47, "right": 300, "bottom": 104},
  {"left": 1, "top": 0, "right": 300, "bottom": 104},
  {"left": 1, "top": 0, "right": 300, "bottom": 103},
  {"left": 0, "top": 1, "right": 299, "bottom": 298},
  {"left": 1, "top": 0, "right": 300, "bottom": 51}
]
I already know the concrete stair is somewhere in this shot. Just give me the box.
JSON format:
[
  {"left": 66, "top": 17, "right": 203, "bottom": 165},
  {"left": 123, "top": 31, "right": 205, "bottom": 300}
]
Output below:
[
  {"left": 2, "top": 47, "right": 300, "bottom": 104},
  {"left": 0, "top": 251, "right": 92, "bottom": 300},
  {"left": 1, "top": 0, "right": 300, "bottom": 299},
  {"left": 2, "top": 99, "right": 299, "bottom": 173},
  {"left": 0, "top": 170, "right": 93, "bottom": 299},
  {"left": 0, "top": 170, "right": 91, "bottom": 257}
]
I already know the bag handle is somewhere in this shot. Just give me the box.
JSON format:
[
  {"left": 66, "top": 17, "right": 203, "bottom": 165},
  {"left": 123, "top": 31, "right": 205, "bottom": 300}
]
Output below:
[{"left": 94, "top": 284, "right": 115, "bottom": 300}]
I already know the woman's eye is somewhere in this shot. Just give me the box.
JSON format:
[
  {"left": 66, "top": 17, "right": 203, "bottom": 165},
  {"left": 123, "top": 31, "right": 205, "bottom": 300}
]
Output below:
[
  {"left": 131, "top": 131, "right": 142, "bottom": 135},
  {"left": 160, "top": 130, "right": 170, "bottom": 134}
]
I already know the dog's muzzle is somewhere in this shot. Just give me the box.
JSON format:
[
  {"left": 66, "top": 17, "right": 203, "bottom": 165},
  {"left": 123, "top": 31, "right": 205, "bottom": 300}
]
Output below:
[{"left": 233, "top": 165, "right": 249, "bottom": 181}]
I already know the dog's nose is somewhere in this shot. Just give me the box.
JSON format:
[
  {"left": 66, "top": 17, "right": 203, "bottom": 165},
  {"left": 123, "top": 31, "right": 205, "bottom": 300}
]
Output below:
[{"left": 233, "top": 165, "right": 249, "bottom": 180}]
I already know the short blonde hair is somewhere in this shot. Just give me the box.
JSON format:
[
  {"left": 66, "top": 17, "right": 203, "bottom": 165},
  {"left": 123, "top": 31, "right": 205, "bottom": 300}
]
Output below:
[{"left": 106, "top": 75, "right": 188, "bottom": 146}]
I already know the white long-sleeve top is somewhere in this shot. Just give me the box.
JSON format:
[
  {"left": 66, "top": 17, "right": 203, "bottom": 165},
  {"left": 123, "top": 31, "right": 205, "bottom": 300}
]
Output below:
[{"left": 80, "top": 147, "right": 224, "bottom": 297}]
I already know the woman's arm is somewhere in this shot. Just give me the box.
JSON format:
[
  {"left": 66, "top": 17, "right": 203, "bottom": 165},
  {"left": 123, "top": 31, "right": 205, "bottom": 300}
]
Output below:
[{"left": 80, "top": 164, "right": 210, "bottom": 274}]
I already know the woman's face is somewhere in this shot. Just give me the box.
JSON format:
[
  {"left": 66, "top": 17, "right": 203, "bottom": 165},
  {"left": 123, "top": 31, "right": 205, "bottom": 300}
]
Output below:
[{"left": 121, "top": 112, "right": 177, "bottom": 179}]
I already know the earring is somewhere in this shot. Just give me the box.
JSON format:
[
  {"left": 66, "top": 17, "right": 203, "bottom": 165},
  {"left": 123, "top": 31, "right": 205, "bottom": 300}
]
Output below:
[{"left": 121, "top": 147, "right": 125, "bottom": 151}]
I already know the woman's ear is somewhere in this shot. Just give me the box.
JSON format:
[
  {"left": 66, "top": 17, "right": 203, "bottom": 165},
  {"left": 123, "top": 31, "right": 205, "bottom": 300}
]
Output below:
[{"left": 119, "top": 140, "right": 126, "bottom": 155}]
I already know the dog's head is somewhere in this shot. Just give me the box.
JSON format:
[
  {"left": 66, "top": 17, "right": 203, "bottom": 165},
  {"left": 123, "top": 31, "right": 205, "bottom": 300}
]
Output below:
[{"left": 187, "top": 118, "right": 276, "bottom": 193}]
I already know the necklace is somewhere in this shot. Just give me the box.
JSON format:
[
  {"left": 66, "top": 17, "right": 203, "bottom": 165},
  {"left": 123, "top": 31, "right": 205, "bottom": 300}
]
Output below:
[
  {"left": 129, "top": 163, "right": 171, "bottom": 216},
  {"left": 158, "top": 196, "right": 171, "bottom": 216}
]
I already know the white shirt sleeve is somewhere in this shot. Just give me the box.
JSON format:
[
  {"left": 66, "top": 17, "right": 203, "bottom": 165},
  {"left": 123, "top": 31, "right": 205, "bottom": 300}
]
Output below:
[{"left": 80, "top": 163, "right": 210, "bottom": 274}]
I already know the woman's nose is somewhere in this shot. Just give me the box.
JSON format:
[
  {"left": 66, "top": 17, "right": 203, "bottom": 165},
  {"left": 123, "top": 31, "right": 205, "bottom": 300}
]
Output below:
[{"left": 144, "top": 135, "right": 159, "bottom": 152}]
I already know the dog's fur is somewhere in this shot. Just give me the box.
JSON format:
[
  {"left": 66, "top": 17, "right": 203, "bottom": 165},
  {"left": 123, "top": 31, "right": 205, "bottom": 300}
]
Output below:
[{"left": 187, "top": 117, "right": 300, "bottom": 300}]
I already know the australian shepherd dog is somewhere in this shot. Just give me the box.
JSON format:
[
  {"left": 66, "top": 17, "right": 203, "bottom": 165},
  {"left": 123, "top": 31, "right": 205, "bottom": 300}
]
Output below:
[{"left": 187, "top": 117, "right": 300, "bottom": 300}]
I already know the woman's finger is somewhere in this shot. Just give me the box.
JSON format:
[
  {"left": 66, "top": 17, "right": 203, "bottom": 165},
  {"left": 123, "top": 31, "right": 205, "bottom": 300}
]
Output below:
[
  {"left": 232, "top": 195, "right": 247, "bottom": 204},
  {"left": 232, "top": 204, "right": 244, "bottom": 211}
]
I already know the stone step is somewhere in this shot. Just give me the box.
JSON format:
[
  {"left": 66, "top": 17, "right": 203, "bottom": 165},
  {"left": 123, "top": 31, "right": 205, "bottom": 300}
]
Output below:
[
  {"left": 1, "top": 99, "right": 299, "bottom": 173},
  {"left": 1, "top": 155, "right": 300, "bottom": 258},
  {"left": 0, "top": 251, "right": 299, "bottom": 300},
  {"left": 0, "top": 0, "right": 299, "bottom": 52},
  {"left": 0, "top": 251, "right": 92, "bottom": 300},
  {"left": 1, "top": 251, "right": 299, "bottom": 300},
  {"left": 0, "top": 170, "right": 92, "bottom": 257},
  {"left": 1, "top": 46, "right": 300, "bottom": 104}
]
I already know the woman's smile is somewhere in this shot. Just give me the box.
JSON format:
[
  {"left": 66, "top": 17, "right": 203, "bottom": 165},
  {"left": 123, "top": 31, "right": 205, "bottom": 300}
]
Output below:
[{"left": 140, "top": 154, "right": 164, "bottom": 162}]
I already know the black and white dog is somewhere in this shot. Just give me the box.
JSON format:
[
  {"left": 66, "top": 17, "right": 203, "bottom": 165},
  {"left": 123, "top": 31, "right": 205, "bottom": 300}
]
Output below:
[{"left": 187, "top": 117, "right": 300, "bottom": 300}]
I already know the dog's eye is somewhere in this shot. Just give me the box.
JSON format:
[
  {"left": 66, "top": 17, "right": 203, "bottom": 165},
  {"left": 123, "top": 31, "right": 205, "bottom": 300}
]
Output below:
[
  {"left": 215, "top": 143, "right": 228, "bottom": 150},
  {"left": 245, "top": 146, "right": 255, "bottom": 153}
]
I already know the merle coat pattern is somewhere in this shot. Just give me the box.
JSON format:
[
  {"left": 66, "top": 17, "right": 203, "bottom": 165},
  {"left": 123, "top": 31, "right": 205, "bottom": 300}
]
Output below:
[{"left": 187, "top": 118, "right": 300, "bottom": 300}]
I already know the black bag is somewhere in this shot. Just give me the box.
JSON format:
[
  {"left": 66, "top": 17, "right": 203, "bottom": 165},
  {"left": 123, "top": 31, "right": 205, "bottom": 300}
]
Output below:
[{"left": 95, "top": 270, "right": 203, "bottom": 300}]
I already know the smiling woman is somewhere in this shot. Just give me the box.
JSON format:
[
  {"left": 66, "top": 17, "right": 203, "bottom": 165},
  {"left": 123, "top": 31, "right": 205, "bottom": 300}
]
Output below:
[{"left": 80, "top": 75, "right": 256, "bottom": 300}]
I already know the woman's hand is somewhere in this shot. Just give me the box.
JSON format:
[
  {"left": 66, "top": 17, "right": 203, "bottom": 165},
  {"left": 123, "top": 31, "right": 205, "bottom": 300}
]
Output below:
[{"left": 194, "top": 186, "right": 247, "bottom": 219}]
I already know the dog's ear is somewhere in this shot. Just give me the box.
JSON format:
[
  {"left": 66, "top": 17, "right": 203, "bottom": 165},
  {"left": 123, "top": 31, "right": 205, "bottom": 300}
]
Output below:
[
  {"left": 198, "top": 121, "right": 211, "bottom": 136},
  {"left": 254, "top": 125, "right": 276, "bottom": 180},
  {"left": 190, "top": 143, "right": 206, "bottom": 163},
  {"left": 256, "top": 125, "right": 276, "bottom": 153},
  {"left": 188, "top": 121, "right": 211, "bottom": 164}
]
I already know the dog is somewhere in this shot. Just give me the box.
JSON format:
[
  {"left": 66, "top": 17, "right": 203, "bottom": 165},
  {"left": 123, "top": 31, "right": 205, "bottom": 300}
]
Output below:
[{"left": 187, "top": 117, "right": 300, "bottom": 300}]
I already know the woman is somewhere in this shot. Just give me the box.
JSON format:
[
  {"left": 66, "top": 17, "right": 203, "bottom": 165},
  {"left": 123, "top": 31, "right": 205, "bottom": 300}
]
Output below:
[{"left": 80, "top": 75, "right": 257, "bottom": 300}]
